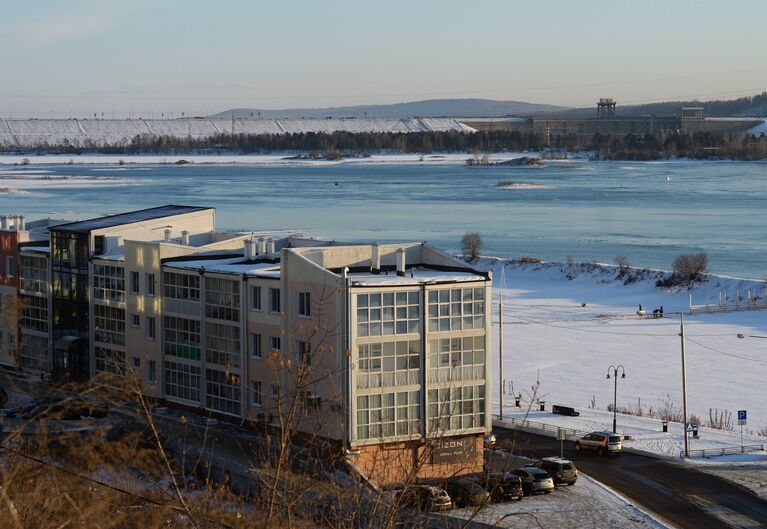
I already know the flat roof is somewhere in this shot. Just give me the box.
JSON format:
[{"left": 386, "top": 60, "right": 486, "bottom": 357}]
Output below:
[
  {"left": 164, "top": 255, "right": 280, "bottom": 278},
  {"left": 349, "top": 268, "right": 485, "bottom": 286},
  {"left": 50, "top": 205, "right": 211, "bottom": 233}
]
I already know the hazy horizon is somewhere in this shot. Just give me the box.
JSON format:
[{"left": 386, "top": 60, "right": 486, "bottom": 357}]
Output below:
[{"left": 1, "top": 0, "right": 765, "bottom": 117}]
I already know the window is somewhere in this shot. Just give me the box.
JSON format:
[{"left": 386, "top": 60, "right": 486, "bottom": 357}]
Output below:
[
  {"left": 269, "top": 287, "right": 280, "bottom": 313},
  {"left": 298, "top": 292, "right": 311, "bottom": 317},
  {"left": 147, "top": 360, "right": 156, "bottom": 382},
  {"left": 251, "top": 380, "right": 262, "bottom": 406},
  {"left": 164, "top": 360, "right": 201, "bottom": 403},
  {"left": 206, "top": 368, "right": 241, "bottom": 415},
  {"left": 131, "top": 314, "right": 140, "bottom": 327},
  {"left": 249, "top": 285, "right": 261, "bottom": 310},
  {"left": 163, "top": 272, "right": 200, "bottom": 301},
  {"left": 428, "top": 336, "right": 486, "bottom": 383},
  {"left": 249, "top": 333, "right": 262, "bottom": 359},
  {"left": 356, "top": 291, "right": 419, "bottom": 337},
  {"left": 94, "top": 235, "right": 105, "bottom": 255},
  {"left": 93, "top": 304, "right": 125, "bottom": 346},
  {"left": 356, "top": 390, "right": 420, "bottom": 440},
  {"left": 427, "top": 384, "right": 486, "bottom": 433},
  {"left": 303, "top": 392, "right": 321, "bottom": 410},
  {"left": 5, "top": 256, "right": 14, "bottom": 278},
  {"left": 205, "top": 322, "right": 241, "bottom": 368},
  {"left": 205, "top": 277, "right": 240, "bottom": 321},
  {"left": 146, "top": 316, "right": 156, "bottom": 340},
  {"left": 298, "top": 340, "right": 310, "bottom": 365},
  {"left": 356, "top": 339, "right": 420, "bottom": 389},
  {"left": 93, "top": 264, "right": 125, "bottom": 302},
  {"left": 19, "top": 255, "right": 47, "bottom": 293},
  {"left": 95, "top": 347, "right": 126, "bottom": 375},
  {"left": 131, "top": 357, "right": 141, "bottom": 369},
  {"left": 428, "top": 287, "right": 485, "bottom": 332},
  {"left": 130, "top": 271, "right": 140, "bottom": 294},
  {"left": 164, "top": 316, "right": 200, "bottom": 360},
  {"left": 270, "top": 384, "right": 280, "bottom": 399},
  {"left": 20, "top": 295, "right": 48, "bottom": 333},
  {"left": 146, "top": 273, "right": 156, "bottom": 296},
  {"left": 269, "top": 336, "right": 281, "bottom": 352}
]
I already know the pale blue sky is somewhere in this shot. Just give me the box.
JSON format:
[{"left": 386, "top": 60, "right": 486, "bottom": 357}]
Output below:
[{"left": 1, "top": 0, "right": 765, "bottom": 116}]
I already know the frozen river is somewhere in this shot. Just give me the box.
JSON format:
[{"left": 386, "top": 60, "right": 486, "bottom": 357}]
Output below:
[{"left": 1, "top": 154, "right": 765, "bottom": 278}]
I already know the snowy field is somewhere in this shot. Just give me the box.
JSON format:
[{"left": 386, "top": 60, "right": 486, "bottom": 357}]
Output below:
[
  {"left": 449, "top": 473, "right": 666, "bottom": 528},
  {"left": 480, "top": 259, "right": 767, "bottom": 435}
]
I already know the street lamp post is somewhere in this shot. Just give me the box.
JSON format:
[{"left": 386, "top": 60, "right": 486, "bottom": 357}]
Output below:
[{"left": 606, "top": 365, "right": 626, "bottom": 434}]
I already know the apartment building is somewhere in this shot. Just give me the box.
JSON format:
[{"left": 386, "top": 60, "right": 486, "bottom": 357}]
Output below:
[{"left": 1, "top": 205, "right": 493, "bottom": 485}]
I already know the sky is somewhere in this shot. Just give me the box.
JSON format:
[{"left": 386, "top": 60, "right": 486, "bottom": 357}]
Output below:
[{"left": 1, "top": 0, "right": 765, "bottom": 117}]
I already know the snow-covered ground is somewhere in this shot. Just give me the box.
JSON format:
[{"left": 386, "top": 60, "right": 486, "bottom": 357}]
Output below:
[
  {"left": 0, "top": 152, "right": 541, "bottom": 166},
  {"left": 449, "top": 473, "right": 667, "bottom": 528},
  {"left": 479, "top": 259, "right": 767, "bottom": 500},
  {"left": 480, "top": 259, "right": 767, "bottom": 433}
]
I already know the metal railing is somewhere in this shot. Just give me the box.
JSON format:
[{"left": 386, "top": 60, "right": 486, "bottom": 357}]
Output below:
[
  {"left": 681, "top": 443, "right": 765, "bottom": 458},
  {"left": 493, "top": 415, "right": 587, "bottom": 440}
]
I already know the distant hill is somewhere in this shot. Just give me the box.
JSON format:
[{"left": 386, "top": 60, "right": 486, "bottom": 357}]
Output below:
[
  {"left": 563, "top": 92, "right": 767, "bottom": 118},
  {"left": 211, "top": 98, "right": 569, "bottom": 119}
]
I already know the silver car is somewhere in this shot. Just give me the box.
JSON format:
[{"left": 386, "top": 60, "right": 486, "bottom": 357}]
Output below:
[
  {"left": 511, "top": 467, "right": 555, "bottom": 496},
  {"left": 574, "top": 431, "right": 623, "bottom": 455}
]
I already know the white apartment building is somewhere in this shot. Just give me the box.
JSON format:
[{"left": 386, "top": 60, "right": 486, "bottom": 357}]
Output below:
[{"left": 2, "top": 206, "right": 493, "bottom": 485}]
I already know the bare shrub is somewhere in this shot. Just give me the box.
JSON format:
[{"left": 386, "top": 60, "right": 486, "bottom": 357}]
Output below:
[
  {"left": 673, "top": 251, "right": 708, "bottom": 281},
  {"left": 707, "top": 408, "right": 734, "bottom": 431},
  {"left": 566, "top": 255, "right": 574, "bottom": 265},
  {"left": 461, "top": 232, "right": 483, "bottom": 261},
  {"left": 615, "top": 255, "right": 630, "bottom": 271},
  {"left": 515, "top": 256, "right": 542, "bottom": 264}
]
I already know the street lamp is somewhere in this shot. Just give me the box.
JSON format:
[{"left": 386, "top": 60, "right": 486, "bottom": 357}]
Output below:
[
  {"left": 606, "top": 365, "right": 626, "bottom": 434},
  {"left": 737, "top": 333, "right": 767, "bottom": 339}
]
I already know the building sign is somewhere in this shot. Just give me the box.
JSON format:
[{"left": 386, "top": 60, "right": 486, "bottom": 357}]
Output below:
[{"left": 431, "top": 436, "right": 476, "bottom": 464}]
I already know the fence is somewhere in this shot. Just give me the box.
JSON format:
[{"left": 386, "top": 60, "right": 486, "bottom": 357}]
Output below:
[
  {"left": 690, "top": 287, "right": 767, "bottom": 315},
  {"left": 682, "top": 443, "right": 765, "bottom": 459},
  {"left": 494, "top": 415, "right": 586, "bottom": 441}
]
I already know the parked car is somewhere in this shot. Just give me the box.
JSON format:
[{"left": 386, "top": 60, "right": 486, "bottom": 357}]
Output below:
[
  {"left": 511, "top": 467, "right": 555, "bottom": 496},
  {"left": 444, "top": 479, "right": 491, "bottom": 507},
  {"left": 534, "top": 457, "right": 578, "bottom": 486},
  {"left": 398, "top": 485, "right": 452, "bottom": 512},
  {"left": 574, "top": 431, "right": 623, "bottom": 455},
  {"left": 470, "top": 472, "right": 524, "bottom": 502}
]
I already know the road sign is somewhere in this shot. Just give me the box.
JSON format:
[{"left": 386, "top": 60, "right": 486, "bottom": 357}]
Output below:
[
  {"left": 738, "top": 409, "right": 747, "bottom": 425},
  {"left": 685, "top": 422, "right": 693, "bottom": 432}
]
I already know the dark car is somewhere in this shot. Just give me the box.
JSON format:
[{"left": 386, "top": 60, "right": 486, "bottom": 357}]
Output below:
[
  {"left": 398, "top": 485, "right": 452, "bottom": 512},
  {"left": 511, "top": 467, "right": 554, "bottom": 496},
  {"left": 534, "top": 457, "right": 578, "bottom": 486},
  {"left": 444, "top": 479, "right": 491, "bottom": 507},
  {"left": 470, "top": 472, "right": 524, "bottom": 502}
]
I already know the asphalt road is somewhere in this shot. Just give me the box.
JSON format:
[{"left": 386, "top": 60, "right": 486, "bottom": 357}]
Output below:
[{"left": 494, "top": 426, "right": 767, "bottom": 529}]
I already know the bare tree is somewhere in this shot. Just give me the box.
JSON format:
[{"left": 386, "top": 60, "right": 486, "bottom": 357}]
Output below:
[
  {"left": 461, "top": 232, "right": 483, "bottom": 261},
  {"left": 614, "top": 255, "right": 630, "bottom": 272},
  {"left": 673, "top": 251, "right": 708, "bottom": 281}
]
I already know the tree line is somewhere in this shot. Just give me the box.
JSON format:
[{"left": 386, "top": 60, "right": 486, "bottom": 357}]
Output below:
[{"left": 3, "top": 129, "right": 766, "bottom": 160}]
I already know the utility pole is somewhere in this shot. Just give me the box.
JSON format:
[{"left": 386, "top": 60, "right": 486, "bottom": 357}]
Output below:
[
  {"left": 499, "top": 294, "right": 503, "bottom": 421},
  {"left": 680, "top": 313, "right": 689, "bottom": 457}
]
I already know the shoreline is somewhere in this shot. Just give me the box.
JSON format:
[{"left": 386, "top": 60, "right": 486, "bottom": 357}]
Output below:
[{"left": 0, "top": 152, "right": 763, "bottom": 166}]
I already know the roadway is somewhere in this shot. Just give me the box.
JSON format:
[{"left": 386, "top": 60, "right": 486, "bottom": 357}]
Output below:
[{"left": 494, "top": 425, "right": 767, "bottom": 529}]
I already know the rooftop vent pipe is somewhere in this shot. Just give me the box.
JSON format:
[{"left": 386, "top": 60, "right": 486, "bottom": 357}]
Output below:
[
  {"left": 257, "top": 237, "right": 266, "bottom": 256},
  {"left": 164, "top": 228, "right": 172, "bottom": 242},
  {"left": 181, "top": 230, "right": 189, "bottom": 245},
  {"left": 12, "top": 216, "right": 20, "bottom": 231},
  {"left": 0, "top": 216, "right": 7, "bottom": 230},
  {"left": 245, "top": 238, "right": 257, "bottom": 260},
  {"left": 18, "top": 215, "right": 25, "bottom": 231},
  {"left": 371, "top": 242, "right": 381, "bottom": 274},
  {"left": 396, "top": 248, "right": 406, "bottom": 277},
  {"left": 266, "top": 238, "right": 275, "bottom": 255}
]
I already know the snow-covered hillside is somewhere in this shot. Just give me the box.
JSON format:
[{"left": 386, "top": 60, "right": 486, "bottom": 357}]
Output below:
[{"left": 477, "top": 258, "right": 767, "bottom": 434}]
